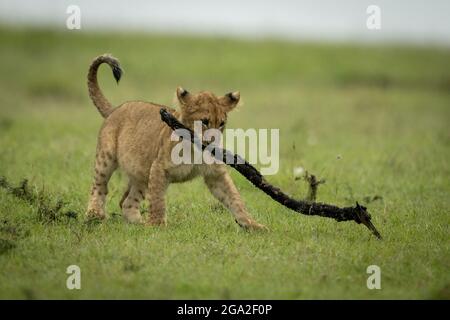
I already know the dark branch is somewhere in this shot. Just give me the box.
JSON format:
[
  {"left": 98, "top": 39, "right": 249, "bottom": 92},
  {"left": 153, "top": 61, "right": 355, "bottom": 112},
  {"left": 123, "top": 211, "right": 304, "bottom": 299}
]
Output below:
[
  {"left": 304, "top": 171, "right": 325, "bottom": 202},
  {"left": 159, "top": 108, "right": 382, "bottom": 239}
]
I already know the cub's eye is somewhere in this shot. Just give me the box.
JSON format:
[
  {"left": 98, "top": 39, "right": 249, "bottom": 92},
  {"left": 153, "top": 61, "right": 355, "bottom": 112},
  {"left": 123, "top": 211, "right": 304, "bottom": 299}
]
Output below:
[
  {"left": 219, "top": 121, "right": 225, "bottom": 127},
  {"left": 201, "top": 118, "right": 209, "bottom": 126}
]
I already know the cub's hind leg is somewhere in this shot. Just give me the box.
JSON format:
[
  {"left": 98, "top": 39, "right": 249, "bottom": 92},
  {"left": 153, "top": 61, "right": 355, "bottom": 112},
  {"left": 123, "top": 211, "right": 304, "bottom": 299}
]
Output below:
[
  {"left": 86, "top": 148, "right": 117, "bottom": 220},
  {"left": 146, "top": 162, "right": 168, "bottom": 226},
  {"left": 119, "top": 182, "right": 131, "bottom": 210},
  {"left": 121, "top": 180, "right": 146, "bottom": 224}
]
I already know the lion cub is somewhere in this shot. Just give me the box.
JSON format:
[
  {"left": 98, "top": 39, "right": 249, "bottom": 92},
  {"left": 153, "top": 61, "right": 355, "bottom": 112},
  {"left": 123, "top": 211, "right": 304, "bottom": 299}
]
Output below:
[{"left": 85, "top": 54, "right": 266, "bottom": 230}]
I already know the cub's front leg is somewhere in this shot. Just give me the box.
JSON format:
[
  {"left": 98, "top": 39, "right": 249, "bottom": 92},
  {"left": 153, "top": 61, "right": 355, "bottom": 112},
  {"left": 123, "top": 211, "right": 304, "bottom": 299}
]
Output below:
[{"left": 204, "top": 166, "right": 267, "bottom": 231}]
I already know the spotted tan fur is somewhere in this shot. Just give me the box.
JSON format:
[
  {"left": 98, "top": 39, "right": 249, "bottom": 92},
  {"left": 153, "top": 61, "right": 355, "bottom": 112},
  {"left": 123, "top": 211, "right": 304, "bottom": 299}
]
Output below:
[{"left": 86, "top": 54, "right": 266, "bottom": 230}]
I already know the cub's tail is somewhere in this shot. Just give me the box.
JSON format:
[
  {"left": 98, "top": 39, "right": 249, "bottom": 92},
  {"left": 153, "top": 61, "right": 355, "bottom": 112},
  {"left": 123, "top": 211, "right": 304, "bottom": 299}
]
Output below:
[{"left": 87, "top": 54, "right": 123, "bottom": 118}]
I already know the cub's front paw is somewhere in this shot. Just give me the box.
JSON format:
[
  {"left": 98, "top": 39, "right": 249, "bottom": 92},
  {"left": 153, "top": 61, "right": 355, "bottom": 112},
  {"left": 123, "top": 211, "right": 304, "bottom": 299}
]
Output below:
[
  {"left": 145, "top": 216, "right": 167, "bottom": 227},
  {"left": 124, "top": 213, "right": 144, "bottom": 224},
  {"left": 85, "top": 208, "right": 107, "bottom": 220},
  {"left": 236, "top": 218, "right": 269, "bottom": 232},
  {"left": 249, "top": 221, "right": 269, "bottom": 231}
]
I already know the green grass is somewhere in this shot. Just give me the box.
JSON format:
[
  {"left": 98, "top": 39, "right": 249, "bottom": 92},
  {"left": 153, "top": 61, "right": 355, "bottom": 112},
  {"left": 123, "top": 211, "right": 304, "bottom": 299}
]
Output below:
[{"left": 0, "top": 27, "right": 449, "bottom": 299}]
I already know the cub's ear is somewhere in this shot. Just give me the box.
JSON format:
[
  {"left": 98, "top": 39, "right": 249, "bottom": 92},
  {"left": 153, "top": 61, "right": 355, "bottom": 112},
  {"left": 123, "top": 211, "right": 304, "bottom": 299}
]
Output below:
[
  {"left": 221, "top": 91, "right": 240, "bottom": 111},
  {"left": 176, "top": 86, "right": 192, "bottom": 106}
]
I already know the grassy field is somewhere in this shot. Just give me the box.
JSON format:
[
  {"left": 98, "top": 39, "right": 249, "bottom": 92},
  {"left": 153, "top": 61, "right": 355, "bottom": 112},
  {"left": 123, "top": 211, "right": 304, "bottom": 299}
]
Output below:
[{"left": 0, "top": 27, "right": 449, "bottom": 299}]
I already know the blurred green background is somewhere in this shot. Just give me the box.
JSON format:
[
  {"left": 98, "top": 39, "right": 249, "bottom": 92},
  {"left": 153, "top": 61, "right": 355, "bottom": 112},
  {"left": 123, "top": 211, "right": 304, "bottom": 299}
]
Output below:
[{"left": 0, "top": 26, "right": 449, "bottom": 299}]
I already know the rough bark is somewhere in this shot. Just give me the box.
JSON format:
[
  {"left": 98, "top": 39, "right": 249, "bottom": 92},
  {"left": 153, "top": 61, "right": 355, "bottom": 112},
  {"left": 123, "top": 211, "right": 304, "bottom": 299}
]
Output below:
[
  {"left": 304, "top": 172, "right": 325, "bottom": 202},
  {"left": 160, "top": 108, "right": 382, "bottom": 239}
]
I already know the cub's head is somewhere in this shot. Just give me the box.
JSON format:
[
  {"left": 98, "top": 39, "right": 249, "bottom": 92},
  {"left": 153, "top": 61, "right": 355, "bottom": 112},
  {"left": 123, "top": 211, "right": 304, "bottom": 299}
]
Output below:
[{"left": 176, "top": 87, "right": 240, "bottom": 133}]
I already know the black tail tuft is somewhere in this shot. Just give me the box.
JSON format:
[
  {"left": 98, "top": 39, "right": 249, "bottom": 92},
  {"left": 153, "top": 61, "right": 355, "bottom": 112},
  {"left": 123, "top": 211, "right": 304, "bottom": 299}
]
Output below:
[{"left": 112, "top": 65, "right": 123, "bottom": 83}]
